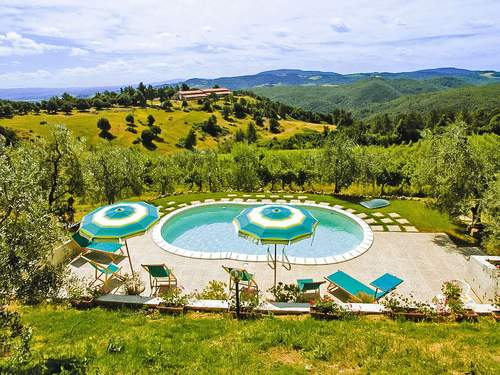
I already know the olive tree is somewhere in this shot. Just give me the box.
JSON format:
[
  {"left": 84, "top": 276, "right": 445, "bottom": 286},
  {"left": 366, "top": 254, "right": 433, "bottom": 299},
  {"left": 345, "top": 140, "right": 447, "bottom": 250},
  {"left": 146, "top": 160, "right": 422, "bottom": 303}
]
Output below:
[{"left": 0, "top": 138, "right": 63, "bottom": 303}]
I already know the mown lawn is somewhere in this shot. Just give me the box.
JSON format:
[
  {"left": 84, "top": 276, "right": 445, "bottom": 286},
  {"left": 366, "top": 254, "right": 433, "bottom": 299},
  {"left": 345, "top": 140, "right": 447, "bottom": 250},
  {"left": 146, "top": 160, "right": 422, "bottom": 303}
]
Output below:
[{"left": 16, "top": 305, "right": 500, "bottom": 374}]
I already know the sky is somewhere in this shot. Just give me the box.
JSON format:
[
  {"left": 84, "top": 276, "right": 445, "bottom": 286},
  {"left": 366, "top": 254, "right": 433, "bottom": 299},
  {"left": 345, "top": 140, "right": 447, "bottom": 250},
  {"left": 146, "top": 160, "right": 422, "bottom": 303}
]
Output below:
[{"left": 0, "top": 0, "right": 499, "bottom": 88}]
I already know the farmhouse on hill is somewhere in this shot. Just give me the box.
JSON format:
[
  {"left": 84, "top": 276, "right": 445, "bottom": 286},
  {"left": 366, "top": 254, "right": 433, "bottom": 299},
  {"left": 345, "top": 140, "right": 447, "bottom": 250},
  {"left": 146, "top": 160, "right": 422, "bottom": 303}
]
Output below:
[{"left": 175, "top": 87, "right": 232, "bottom": 100}]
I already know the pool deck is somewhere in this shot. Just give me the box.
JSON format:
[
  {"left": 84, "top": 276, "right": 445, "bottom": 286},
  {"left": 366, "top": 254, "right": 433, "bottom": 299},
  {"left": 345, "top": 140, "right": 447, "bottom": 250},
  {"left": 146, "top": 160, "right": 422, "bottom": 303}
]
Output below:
[{"left": 69, "top": 230, "right": 485, "bottom": 303}]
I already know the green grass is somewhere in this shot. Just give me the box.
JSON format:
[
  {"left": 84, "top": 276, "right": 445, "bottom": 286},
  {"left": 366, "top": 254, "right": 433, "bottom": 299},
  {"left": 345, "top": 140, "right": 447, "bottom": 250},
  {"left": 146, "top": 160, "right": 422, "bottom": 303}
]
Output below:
[
  {"left": 15, "top": 305, "right": 500, "bottom": 374},
  {"left": 0, "top": 100, "right": 329, "bottom": 154}
]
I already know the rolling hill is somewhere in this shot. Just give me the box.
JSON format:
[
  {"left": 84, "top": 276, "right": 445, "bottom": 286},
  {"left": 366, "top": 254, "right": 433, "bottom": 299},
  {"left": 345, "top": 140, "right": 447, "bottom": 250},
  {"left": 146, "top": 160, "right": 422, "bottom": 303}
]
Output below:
[
  {"left": 252, "top": 80, "right": 500, "bottom": 119},
  {"left": 0, "top": 97, "right": 331, "bottom": 154}
]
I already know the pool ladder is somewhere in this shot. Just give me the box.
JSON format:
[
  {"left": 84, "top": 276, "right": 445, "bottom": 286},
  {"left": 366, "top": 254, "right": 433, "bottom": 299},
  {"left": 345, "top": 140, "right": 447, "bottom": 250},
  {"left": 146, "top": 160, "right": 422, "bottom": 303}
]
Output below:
[{"left": 266, "top": 246, "right": 292, "bottom": 271}]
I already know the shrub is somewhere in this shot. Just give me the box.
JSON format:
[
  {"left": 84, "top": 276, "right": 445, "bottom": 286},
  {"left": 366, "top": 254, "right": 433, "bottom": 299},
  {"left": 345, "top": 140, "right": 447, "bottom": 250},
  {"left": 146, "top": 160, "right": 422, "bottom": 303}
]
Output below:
[
  {"left": 126, "top": 126, "right": 137, "bottom": 134},
  {"left": 442, "top": 281, "right": 465, "bottom": 315},
  {"left": 141, "top": 129, "right": 155, "bottom": 145},
  {"left": 229, "top": 289, "right": 261, "bottom": 313},
  {"left": 196, "top": 280, "right": 228, "bottom": 300},
  {"left": 268, "top": 282, "right": 300, "bottom": 302},
  {"left": 125, "top": 114, "right": 134, "bottom": 124},
  {"left": 160, "top": 287, "right": 189, "bottom": 307}
]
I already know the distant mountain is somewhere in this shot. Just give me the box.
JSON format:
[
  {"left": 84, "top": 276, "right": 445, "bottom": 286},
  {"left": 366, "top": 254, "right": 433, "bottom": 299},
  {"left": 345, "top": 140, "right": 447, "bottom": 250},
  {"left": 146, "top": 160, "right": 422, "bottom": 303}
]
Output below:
[
  {"left": 183, "top": 68, "right": 500, "bottom": 90},
  {"left": 253, "top": 79, "right": 500, "bottom": 119},
  {"left": 252, "top": 77, "right": 470, "bottom": 116}
]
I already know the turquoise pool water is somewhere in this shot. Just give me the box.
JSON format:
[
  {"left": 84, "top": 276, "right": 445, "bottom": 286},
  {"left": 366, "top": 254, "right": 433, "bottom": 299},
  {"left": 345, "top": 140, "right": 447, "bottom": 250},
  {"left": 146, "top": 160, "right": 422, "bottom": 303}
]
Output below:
[{"left": 160, "top": 204, "right": 364, "bottom": 259}]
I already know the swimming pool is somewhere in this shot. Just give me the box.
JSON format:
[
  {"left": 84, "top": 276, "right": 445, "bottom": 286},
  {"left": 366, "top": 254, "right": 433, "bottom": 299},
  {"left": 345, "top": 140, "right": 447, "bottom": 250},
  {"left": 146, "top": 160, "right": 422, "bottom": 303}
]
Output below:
[{"left": 152, "top": 202, "right": 373, "bottom": 265}]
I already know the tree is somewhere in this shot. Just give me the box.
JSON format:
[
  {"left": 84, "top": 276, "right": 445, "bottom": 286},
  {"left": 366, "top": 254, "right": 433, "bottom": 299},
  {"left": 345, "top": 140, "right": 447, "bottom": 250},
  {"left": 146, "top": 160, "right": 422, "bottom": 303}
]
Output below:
[
  {"left": 202, "top": 115, "right": 221, "bottom": 136},
  {"left": 46, "top": 97, "right": 59, "bottom": 114},
  {"left": 0, "top": 139, "right": 63, "bottom": 303},
  {"left": 41, "top": 125, "right": 84, "bottom": 213},
  {"left": 141, "top": 129, "right": 155, "bottom": 146},
  {"left": 161, "top": 100, "right": 172, "bottom": 111},
  {"left": 184, "top": 128, "right": 197, "bottom": 150},
  {"left": 246, "top": 121, "right": 258, "bottom": 143},
  {"left": 269, "top": 118, "right": 281, "bottom": 134},
  {"left": 182, "top": 100, "right": 189, "bottom": 108},
  {"left": 125, "top": 114, "right": 134, "bottom": 124},
  {"left": 234, "top": 128, "right": 245, "bottom": 142},
  {"left": 153, "top": 156, "right": 182, "bottom": 195},
  {"left": 93, "top": 98, "right": 105, "bottom": 110},
  {"left": 147, "top": 114, "right": 156, "bottom": 126},
  {"left": 231, "top": 143, "right": 260, "bottom": 191},
  {"left": 233, "top": 102, "right": 246, "bottom": 119},
  {"left": 85, "top": 144, "right": 144, "bottom": 204},
  {"left": 145, "top": 84, "right": 156, "bottom": 104},
  {"left": 97, "top": 117, "right": 112, "bottom": 139},
  {"left": 413, "top": 121, "right": 495, "bottom": 232},
  {"left": 61, "top": 101, "right": 73, "bottom": 115},
  {"left": 321, "top": 131, "right": 358, "bottom": 193},
  {"left": 75, "top": 98, "right": 90, "bottom": 111}
]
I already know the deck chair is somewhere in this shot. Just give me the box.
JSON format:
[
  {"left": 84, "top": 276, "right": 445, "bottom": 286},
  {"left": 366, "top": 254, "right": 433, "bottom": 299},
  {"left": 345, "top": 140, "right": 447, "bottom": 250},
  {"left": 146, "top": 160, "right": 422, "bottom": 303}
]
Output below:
[
  {"left": 72, "top": 232, "right": 124, "bottom": 261},
  {"left": 297, "top": 278, "right": 325, "bottom": 301},
  {"left": 325, "top": 270, "right": 403, "bottom": 302},
  {"left": 222, "top": 266, "right": 258, "bottom": 294},
  {"left": 82, "top": 256, "right": 124, "bottom": 289},
  {"left": 141, "top": 264, "right": 177, "bottom": 296}
]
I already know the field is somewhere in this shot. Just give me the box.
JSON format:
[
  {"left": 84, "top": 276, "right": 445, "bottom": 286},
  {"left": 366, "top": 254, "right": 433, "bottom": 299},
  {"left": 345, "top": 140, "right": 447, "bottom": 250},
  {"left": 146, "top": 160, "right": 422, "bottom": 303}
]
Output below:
[
  {"left": 0, "top": 99, "right": 331, "bottom": 154},
  {"left": 14, "top": 305, "right": 500, "bottom": 374}
]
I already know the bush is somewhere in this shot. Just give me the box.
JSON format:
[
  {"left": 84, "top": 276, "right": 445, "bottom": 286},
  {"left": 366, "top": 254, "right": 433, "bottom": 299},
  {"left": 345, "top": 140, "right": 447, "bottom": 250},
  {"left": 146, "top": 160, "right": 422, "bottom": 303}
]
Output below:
[
  {"left": 196, "top": 280, "right": 228, "bottom": 300},
  {"left": 160, "top": 287, "right": 189, "bottom": 307},
  {"left": 125, "top": 114, "right": 134, "bottom": 124},
  {"left": 141, "top": 129, "right": 155, "bottom": 145},
  {"left": 442, "top": 281, "right": 465, "bottom": 315},
  {"left": 126, "top": 126, "right": 137, "bottom": 134},
  {"left": 268, "top": 282, "right": 300, "bottom": 302}
]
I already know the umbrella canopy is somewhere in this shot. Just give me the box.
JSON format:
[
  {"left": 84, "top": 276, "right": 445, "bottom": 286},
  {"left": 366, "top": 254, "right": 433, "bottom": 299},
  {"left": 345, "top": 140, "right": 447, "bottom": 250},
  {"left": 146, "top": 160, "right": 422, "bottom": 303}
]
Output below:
[
  {"left": 72, "top": 232, "right": 122, "bottom": 253},
  {"left": 79, "top": 201, "right": 159, "bottom": 241},
  {"left": 233, "top": 204, "right": 318, "bottom": 245}
]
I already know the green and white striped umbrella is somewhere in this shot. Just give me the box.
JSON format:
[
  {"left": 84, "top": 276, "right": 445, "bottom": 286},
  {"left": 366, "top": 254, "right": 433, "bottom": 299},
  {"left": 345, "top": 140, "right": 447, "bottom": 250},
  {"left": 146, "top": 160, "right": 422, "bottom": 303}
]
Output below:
[
  {"left": 233, "top": 204, "right": 318, "bottom": 245},
  {"left": 79, "top": 201, "right": 159, "bottom": 241}
]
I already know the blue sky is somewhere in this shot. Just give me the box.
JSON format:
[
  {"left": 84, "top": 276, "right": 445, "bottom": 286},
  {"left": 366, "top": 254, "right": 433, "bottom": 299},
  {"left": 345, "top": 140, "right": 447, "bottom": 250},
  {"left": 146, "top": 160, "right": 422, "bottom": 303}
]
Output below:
[{"left": 0, "top": 0, "right": 499, "bottom": 88}]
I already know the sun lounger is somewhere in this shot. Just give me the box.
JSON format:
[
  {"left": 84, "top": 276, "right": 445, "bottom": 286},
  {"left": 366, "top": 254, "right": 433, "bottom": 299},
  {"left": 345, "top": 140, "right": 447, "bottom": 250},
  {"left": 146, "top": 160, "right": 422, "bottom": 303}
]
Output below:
[
  {"left": 72, "top": 232, "right": 124, "bottom": 261},
  {"left": 325, "top": 270, "right": 403, "bottom": 302},
  {"left": 82, "top": 255, "right": 124, "bottom": 288},
  {"left": 141, "top": 264, "right": 177, "bottom": 296},
  {"left": 296, "top": 278, "right": 325, "bottom": 302},
  {"left": 222, "top": 266, "right": 258, "bottom": 293}
]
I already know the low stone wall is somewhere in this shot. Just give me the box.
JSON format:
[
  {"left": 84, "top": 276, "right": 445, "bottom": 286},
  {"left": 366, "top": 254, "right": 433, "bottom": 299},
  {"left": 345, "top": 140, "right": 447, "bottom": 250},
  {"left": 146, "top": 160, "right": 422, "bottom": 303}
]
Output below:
[{"left": 466, "top": 256, "right": 499, "bottom": 303}]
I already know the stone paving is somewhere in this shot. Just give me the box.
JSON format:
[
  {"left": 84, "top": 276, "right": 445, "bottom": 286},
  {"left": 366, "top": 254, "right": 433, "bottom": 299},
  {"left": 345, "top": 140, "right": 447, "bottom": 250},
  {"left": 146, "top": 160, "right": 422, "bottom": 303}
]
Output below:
[{"left": 70, "top": 230, "right": 482, "bottom": 303}]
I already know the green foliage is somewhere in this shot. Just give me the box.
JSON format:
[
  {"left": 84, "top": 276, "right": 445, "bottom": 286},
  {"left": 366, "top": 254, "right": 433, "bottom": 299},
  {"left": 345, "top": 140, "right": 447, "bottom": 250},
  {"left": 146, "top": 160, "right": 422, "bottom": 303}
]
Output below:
[
  {"left": 196, "top": 280, "right": 228, "bottom": 300},
  {"left": 267, "top": 282, "right": 300, "bottom": 302},
  {"left": 321, "top": 131, "right": 357, "bottom": 193},
  {"left": 147, "top": 114, "right": 155, "bottom": 126},
  {"left": 442, "top": 281, "right": 465, "bottom": 315},
  {"left": 269, "top": 118, "right": 281, "bottom": 133},
  {"left": 184, "top": 128, "right": 197, "bottom": 150},
  {"left": 0, "top": 139, "right": 64, "bottom": 303},
  {"left": 160, "top": 287, "right": 189, "bottom": 307}
]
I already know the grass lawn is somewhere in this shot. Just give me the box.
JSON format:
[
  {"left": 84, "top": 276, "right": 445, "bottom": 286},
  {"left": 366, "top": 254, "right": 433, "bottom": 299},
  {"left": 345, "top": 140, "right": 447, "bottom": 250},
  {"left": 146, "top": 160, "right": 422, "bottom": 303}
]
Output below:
[
  {"left": 0, "top": 100, "right": 330, "bottom": 155},
  {"left": 15, "top": 305, "right": 500, "bottom": 374}
]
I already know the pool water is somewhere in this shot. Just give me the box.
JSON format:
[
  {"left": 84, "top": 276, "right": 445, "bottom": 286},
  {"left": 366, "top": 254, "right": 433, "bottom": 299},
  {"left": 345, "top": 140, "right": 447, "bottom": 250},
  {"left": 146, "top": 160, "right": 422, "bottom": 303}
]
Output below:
[{"left": 160, "top": 204, "right": 365, "bottom": 259}]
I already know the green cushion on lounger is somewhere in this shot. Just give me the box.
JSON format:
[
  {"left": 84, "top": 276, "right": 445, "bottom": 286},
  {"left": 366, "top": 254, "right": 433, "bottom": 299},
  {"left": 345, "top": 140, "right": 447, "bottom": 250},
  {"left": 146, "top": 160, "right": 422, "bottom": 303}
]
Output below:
[
  {"left": 326, "top": 271, "right": 376, "bottom": 298},
  {"left": 72, "top": 232, "right": 122, "bottom": 253},
  {"left": 370, "top": 273, "right": 403, "bottom": 294},
  {"left": 145, "top": 265, "right": 170, "bottom": 278},
  {"left": 297, "top": 279, "right": 324, "bottom": 292},
  {"left": 88, "top": 261, "right": 120, "bottom": 274}
]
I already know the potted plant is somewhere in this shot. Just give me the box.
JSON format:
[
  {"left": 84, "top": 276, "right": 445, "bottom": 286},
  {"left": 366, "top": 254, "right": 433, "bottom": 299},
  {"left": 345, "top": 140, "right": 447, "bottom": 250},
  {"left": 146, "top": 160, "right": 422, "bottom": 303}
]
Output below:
[
  {"left": 158, "top": 287, "right": 188, "bottom": 314},
  {"left": 268, "top": 282, "right": 300, "bottom": 303},
  {"left": 382, "top": 294, "right": 437, "bottom": 321},
  {"left": 123, "top": 272, "right": 146, "bottom": 296},
  {"left": 195, "top": 280, "right": 228, "bottom": 300},
  {"left": 441, "top": 281, "right": 478, "bottom": 322},
  {"left": 311, "top": 296, "right": 354, "bottom": 320},
  {"left": 229, "top": 288, "right": 262, "bottom": 319},
  {"left": 65, "top": 275, "right": 95, "bottom": 309}
]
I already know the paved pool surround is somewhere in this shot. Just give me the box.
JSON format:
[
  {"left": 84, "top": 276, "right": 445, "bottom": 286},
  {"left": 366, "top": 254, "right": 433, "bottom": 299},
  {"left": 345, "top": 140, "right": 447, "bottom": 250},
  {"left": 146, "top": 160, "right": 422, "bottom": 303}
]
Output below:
[{"left": 152, "top": 201, "right": 374, "bottom": 265}]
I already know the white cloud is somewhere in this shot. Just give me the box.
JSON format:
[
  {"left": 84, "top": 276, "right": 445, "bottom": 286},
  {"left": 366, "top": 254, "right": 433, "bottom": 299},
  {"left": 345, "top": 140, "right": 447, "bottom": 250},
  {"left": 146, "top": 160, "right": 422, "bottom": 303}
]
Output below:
[
  {"left": 0, "top": 0, "right": 498, "bottom": 87},
  {"left": 69, "top": 47, "right": 89, "bottom": 56},
  {"left": 329, "top": 17, "right": 350, "bottom": 33},
  {"left": 0, "top": 31, "right": 61, "bottom": 56}
]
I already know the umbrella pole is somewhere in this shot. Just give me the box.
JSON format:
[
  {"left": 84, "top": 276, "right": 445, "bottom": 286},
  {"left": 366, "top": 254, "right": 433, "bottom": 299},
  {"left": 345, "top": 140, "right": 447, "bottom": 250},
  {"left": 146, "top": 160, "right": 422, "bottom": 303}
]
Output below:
[
  {"left": 274, "top": 244, "right": 277, "bottom": 289},
  {"left": 125, "top": 240, "right": 134, "bottom": 274}
]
